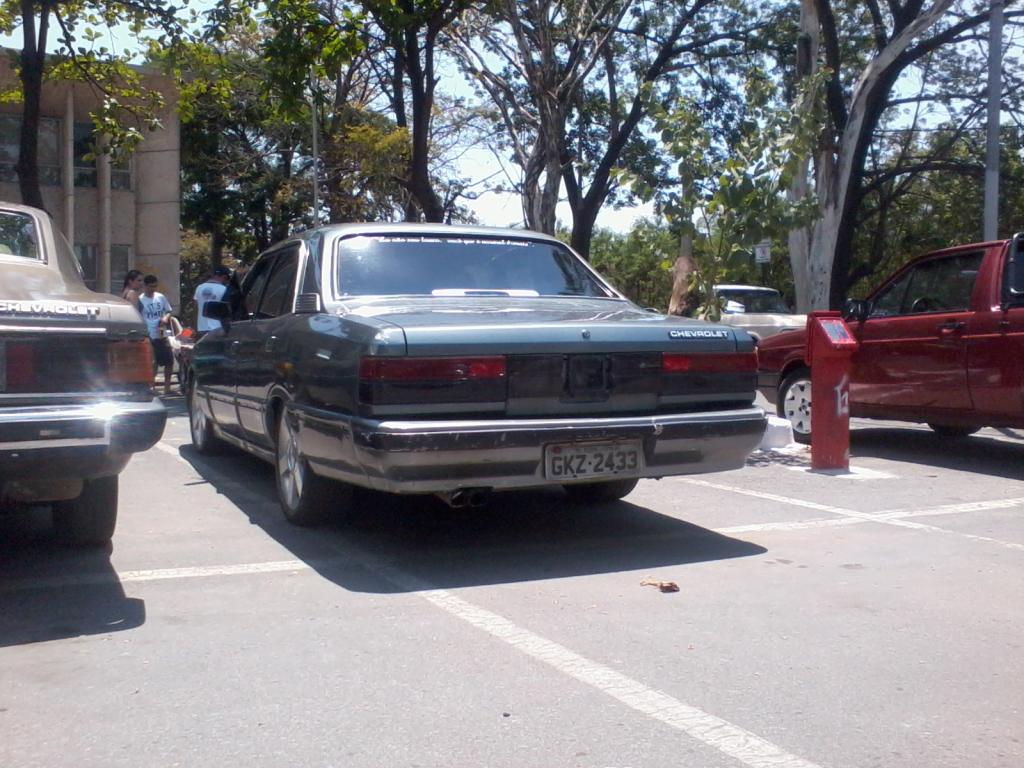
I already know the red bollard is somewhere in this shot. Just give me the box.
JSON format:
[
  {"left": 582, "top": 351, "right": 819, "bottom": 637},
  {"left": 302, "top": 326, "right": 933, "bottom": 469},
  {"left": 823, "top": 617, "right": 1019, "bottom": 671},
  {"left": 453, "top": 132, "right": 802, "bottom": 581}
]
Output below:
[{"left": 806, "top": 311, "right": 858, "bottom": 471}]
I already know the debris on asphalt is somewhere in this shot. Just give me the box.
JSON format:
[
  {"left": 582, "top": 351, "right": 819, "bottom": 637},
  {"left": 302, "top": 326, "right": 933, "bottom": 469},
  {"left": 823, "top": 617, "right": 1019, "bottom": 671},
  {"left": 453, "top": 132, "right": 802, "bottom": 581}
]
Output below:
[{"left": 640, "top": 578, "right": 679, "bottom": 593}]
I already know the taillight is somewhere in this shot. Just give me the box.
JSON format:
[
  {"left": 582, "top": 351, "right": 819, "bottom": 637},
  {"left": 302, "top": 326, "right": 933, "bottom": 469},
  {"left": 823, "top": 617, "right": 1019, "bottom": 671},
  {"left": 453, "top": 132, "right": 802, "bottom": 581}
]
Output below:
[
  {"left": 5, "top": 342, "right": 35, "bottom": 389},
  {"left": 359, "top": 356, "right": 507, "bottom": 382},
  {"left": 662, "top": 352, "right": 758, "bottom": 373},
  {"left": 359, "top": 356, "right": 507, "bottom": 408},
  {"left": 108, "top": 340, "right": 154, "bottom": 384}
]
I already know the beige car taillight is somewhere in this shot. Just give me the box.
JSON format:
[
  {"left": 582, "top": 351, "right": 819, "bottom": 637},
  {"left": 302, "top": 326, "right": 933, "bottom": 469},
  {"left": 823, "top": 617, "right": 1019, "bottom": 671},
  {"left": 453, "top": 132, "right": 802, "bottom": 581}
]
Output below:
[{"left": 108, "top": 340, "right": 153, "bottom": 384}]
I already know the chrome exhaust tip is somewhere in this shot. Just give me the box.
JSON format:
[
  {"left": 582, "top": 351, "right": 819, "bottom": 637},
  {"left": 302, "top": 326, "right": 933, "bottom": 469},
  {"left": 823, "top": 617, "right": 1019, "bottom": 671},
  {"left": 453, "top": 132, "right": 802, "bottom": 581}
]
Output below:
[{"left": 438, "top": 488, "right": 491, "bottom": 509}]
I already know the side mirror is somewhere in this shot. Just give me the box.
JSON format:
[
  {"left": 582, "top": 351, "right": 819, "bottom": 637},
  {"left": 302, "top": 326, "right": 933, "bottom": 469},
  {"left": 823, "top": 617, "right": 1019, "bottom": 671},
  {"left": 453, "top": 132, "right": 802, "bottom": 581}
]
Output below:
[
  {"left": 203, "top": 300, "right": 231, "bottom": 331},
  {"left": 842, "top": 298, "right": 870, "bottom": 322}
]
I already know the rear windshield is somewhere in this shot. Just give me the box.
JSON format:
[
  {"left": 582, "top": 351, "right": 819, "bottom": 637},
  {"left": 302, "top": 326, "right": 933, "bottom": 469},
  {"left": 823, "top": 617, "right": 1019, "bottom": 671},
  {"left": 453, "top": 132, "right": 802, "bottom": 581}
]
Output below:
[
  {"left": 0, "top": 210, "right": 40, "bottom": 259},
  {"left": 335, "top": 235, "right": 614, "bottom": 298},
  {"left": 718, "top": 289, "right": 790, "bottom": 313}
]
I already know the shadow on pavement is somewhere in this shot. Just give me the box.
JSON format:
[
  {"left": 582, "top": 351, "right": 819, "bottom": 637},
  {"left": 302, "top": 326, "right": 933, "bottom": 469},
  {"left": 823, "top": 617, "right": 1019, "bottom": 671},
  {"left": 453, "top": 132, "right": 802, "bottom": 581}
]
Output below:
[
  {"left": 850, "top": 427, "right": 1024, "bottom": 480},
  {"left": 174, "top": 443, "right": 767, "bottom": 595},
  {"left": 0, "top": 510, "right": 145, "bottom": 648}
]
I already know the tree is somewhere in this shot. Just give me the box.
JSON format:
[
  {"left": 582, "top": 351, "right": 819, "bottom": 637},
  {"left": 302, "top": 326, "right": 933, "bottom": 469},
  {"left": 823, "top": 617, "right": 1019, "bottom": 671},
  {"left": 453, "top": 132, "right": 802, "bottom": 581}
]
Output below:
[
  {"left": 453, "top": 0, "right": 770, "bottom": 256},
  {"left": 645, "top": 67, "right": 826, "bottom": 318},
  {"left": 788, "top": 0, "right": 1022, "bottom": 309},
  {"left": 0, "top": 0, "right": 189, "bottom": 210},
  {"left": 362, "top": 0, "right": 476, "bottom": 221},
  {"left": 165, "top": 25, "right": 316, "bottom": 266}
]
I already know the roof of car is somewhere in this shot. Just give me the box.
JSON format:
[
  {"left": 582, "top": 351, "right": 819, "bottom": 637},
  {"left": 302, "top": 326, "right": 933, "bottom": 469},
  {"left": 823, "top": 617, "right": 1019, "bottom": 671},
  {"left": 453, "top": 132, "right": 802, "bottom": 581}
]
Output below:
[{"left": 302, "top": 222, "right": 564, "bottom": 244}]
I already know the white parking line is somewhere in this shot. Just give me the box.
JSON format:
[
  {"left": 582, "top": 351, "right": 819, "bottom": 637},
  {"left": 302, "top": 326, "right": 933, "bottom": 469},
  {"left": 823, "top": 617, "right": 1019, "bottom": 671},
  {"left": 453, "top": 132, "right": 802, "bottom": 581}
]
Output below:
[
  {"left": 685, "top": 479, "right": 1024, "bottom": 551},
  {"left": 0, "top": 559, "right": 320, "bottom": 592}
]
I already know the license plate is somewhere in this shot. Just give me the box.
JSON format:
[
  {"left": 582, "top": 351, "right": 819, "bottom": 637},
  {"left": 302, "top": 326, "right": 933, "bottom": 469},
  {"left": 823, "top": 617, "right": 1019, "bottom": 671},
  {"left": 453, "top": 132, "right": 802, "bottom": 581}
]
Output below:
[{"left": 544, "top": 440, "right": 643, "bottom": 480}]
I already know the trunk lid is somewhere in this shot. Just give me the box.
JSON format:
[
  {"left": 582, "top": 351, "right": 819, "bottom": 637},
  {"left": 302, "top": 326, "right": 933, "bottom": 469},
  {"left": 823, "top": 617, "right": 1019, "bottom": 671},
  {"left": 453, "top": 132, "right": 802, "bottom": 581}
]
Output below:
[{"left": 349, "top": 297, "right": 756, "bottom": 418}]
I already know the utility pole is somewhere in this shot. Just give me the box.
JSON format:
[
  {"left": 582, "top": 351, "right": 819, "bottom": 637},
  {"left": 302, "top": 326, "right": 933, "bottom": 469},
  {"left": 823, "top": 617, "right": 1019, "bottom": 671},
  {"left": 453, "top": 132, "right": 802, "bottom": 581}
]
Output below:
[
  {"left": 984, "top": 0, "right": 1003, "bottom": 241},
  {"left": 310, "top": 66, "right": 320, "bottom": 226}
]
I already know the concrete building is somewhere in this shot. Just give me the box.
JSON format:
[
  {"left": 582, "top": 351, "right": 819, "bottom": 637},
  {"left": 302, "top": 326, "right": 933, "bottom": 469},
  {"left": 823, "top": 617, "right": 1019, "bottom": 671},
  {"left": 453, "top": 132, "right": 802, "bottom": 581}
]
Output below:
[{"left": 0, "top": 56, "right": 181, "bottom": 306}]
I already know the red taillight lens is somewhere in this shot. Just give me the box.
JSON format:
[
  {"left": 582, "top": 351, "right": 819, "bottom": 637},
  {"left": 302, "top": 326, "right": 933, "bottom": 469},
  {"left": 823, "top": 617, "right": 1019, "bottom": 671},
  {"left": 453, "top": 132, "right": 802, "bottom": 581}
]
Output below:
[
  {"left": 108, "top": 340, "right": 154, "bottom": 384},
  {"left": 662, "top": 352, "right": 757, "bottom": 373},
  {"left": 359, "top": 356, "right": 507, "bottom": 382},
  {"left": 5, "top": 342, "right": 35, "bottom": 389}
]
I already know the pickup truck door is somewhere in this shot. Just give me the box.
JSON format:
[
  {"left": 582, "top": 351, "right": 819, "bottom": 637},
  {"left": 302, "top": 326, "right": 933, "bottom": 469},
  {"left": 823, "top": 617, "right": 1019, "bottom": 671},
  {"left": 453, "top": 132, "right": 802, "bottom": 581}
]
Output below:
[
  {"left": 235, "top": 245, "right": 300, "bottom": 446},
  {"left": 966, "top": 238, "right": 1024, "bottom": 418},
  {"left": 851, "top": 251, "right": 983, "bottom": 411}
]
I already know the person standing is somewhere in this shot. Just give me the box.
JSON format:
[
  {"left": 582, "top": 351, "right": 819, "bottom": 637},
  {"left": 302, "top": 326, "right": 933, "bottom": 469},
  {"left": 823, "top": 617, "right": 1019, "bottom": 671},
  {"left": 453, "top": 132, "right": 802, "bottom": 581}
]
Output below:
[
  {"left": 139, "top": 274, "right": 175, "bottom": 395},
  {"left": 121, "top": 269, "right": 143, "bottom": 312},
  {"left": 193, "top": 266, "right": 231, "bottom": 335}
]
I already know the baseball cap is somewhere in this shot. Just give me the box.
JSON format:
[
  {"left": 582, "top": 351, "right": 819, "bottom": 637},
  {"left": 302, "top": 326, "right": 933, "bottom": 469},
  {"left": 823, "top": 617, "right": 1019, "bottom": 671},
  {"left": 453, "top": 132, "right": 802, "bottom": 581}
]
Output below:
[{"left": 213, "top": 266, "right": 231, "bottom": 277}]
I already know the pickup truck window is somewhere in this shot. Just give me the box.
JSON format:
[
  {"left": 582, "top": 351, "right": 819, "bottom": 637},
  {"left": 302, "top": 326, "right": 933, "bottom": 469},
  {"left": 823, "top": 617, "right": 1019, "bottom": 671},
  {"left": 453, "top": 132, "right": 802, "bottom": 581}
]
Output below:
[
  {"left": 0, "top": 210, "right": 40, "bottom": 259},
  {"left": 1008, "top": 243, "right": 1024, "bottom": 305},
  {"left": 335, "top": 235, "right": 613, "bottom": 298},
  {"left": 871, "top": 252, "right": 983, "bottom": 316}
]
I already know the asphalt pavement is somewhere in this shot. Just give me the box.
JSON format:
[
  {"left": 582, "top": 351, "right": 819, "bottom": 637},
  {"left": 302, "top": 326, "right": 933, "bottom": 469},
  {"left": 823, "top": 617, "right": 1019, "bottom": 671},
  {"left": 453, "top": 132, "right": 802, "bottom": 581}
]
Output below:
[{"left": 1, "top": 396, "right": 1022, "bottom": 768}]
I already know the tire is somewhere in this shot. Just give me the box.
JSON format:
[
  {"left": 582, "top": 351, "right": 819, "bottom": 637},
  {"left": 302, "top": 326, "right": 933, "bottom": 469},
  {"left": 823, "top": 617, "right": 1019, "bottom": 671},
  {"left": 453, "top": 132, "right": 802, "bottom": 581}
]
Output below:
[
  {"left": 778, "top": 367, "right": 812, "bottom": 444},
  {"left": 276, "top": 409, "right": 350, "bottom": 526},
  {"left": 563, "top": 478, "right": 639, "bottom": 504},
  {"left": 928, "top": 424, "right": 979, "bottom": 438},
  {"left": 188, "top": 377, "right": 221, "bottom": 455},
  {"left": 53, "top": 476, "right": 118, "bottom": 546}
]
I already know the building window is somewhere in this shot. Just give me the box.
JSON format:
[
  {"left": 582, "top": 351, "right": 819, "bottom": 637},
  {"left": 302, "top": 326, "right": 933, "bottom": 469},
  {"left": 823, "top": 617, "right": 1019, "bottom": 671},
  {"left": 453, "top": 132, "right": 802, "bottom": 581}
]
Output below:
[
  {"left": 0, "top": 115, "right": 61, "bottom": 186},
  {"left": 75, "top": 243, "right": 98, "bottom": 289},
  {"left": 112, "top": 156, "right": 131, "bottom": 191},
  {"left": 73, "top": 123, "right": 97, "bottom": 188},
  {"left": 110, "top": 244, "right": 132, "bottom": 293},
  {"left": 74, "top": 244, "right": 134, "bottom": 294}
]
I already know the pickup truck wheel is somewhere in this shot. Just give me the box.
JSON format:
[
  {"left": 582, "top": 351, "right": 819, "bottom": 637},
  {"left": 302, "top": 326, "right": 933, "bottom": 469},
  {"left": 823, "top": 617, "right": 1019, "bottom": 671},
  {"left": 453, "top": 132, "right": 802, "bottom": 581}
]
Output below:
[
  {"left": 779, "top": 368, "right": 812, "bottom": 444},
  {"left": 188, "top": 378, "right": 221, "bottom": 455},
  {"left": 53, "top": 476, "right": 118, "bottom": 546},
  {"left": 276, "top": 410, "right": 349, "bottom": 526},
  {"left": 563, "top": 478, "right": 639, "bottom": 503},
  {"left": 928, "top": 424, "right": 979, "bottom": 438}
]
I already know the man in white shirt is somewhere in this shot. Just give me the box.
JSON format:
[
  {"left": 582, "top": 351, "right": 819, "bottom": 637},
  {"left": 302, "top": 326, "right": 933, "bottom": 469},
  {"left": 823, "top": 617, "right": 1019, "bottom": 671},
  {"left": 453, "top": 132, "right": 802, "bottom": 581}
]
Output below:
[
  {"left": 193, "top": 266, "right": 231, "bottom": 334},
  {"left": 139, "top": 274, "right": 175, "bottom": 395}
]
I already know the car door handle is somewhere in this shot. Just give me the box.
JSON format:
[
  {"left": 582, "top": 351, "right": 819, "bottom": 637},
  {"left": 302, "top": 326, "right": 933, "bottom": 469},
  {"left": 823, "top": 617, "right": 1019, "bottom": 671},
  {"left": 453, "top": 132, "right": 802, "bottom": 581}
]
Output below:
[
  {"left": 227, "top": 340, "right": 241, "bottom": 356},
  {"left": 264, "top": 335, "right": 278, "bottom": 353},
  {"left": 937, "top": 321, "right": 965, "bottom": 334}
]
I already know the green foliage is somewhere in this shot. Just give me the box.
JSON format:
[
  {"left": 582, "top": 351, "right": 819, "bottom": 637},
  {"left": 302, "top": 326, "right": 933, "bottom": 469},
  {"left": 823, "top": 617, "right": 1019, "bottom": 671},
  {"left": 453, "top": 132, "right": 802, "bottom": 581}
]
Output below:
[
  {"left": 850, "top": 125, "right": 1024, "bottom": 298},
  {"left": 624, "top": 68, "right": 828, "bottom": 318},
  {"left": 259, "top": 0, "right": 363, "bottom": 118},
  {"left": 588, "top": 220, "right": 677, "bottom": 311}
]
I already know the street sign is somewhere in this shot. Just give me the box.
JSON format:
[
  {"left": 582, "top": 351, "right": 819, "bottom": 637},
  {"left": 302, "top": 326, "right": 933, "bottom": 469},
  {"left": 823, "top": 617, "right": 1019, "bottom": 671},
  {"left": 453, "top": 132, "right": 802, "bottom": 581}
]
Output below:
[{"left": 754, "top": 240, "right": 771, "bottom": 264}]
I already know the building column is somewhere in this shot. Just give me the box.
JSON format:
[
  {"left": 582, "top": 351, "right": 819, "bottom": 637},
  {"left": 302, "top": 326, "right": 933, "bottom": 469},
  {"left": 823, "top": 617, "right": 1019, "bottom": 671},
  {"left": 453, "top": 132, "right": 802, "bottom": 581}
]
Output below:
[
  {"left": 62, "top": 88, "right": 74, "bottom": 244},
  {"left": 98, "top": 140, "right": 111, "bottom": 293}
]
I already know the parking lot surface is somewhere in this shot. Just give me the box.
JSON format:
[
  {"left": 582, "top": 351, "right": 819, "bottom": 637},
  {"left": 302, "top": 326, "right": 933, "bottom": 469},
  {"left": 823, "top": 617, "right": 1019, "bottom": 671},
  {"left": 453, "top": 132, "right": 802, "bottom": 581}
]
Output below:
[{"left": 2, "top": 398, "right": 1022, "bottom": 768}]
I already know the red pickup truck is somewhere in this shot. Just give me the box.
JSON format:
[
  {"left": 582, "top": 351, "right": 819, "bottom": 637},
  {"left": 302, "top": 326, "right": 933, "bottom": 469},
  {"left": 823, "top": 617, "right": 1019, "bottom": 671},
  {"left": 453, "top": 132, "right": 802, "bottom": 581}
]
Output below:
[{"left": 757, "top": 237, "right": 1024, "bottom": 441}]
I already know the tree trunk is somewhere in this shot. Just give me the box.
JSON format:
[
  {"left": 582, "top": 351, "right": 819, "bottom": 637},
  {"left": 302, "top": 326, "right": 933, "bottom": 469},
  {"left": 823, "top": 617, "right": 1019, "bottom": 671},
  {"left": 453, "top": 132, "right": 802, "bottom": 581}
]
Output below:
[
  {"left": 15, "top": 1, "right": 48, "bottom": 211},
  {"left": 668, "top": 234, "right": 697, "bottom": 316},
  {"left": 787, "top": 1, "right": 820, "bottom": 312},
  {"left": 804, "top": 0, "right": 954, "bottom": 310}
]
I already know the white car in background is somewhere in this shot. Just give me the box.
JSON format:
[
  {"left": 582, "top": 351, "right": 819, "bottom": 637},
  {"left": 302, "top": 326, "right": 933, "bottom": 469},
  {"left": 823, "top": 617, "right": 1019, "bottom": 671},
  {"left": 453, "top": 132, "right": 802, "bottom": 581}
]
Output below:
[{"left": 714, "top": 284, "right": 805, "bottom": 343}]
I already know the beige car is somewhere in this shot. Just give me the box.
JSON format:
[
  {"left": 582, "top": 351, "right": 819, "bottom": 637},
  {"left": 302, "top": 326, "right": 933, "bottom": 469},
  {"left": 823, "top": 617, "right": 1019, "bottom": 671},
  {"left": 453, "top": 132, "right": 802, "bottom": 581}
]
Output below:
[
  {"left": 0, "top": 202, "right": 166, "bottom": 545},
  {"left": 714, "top": 284, "right": 805, "bottom": 343}
]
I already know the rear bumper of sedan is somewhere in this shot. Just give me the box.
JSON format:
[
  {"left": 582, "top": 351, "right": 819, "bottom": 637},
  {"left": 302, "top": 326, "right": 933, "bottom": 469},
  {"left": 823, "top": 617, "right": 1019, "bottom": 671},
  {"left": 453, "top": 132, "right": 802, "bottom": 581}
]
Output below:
[
  {"left": 0, "top": 398, "right": 167, "bottom": 493},
  {"left": 296, "top": 404, "right": 767, "bottom": 494}
]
